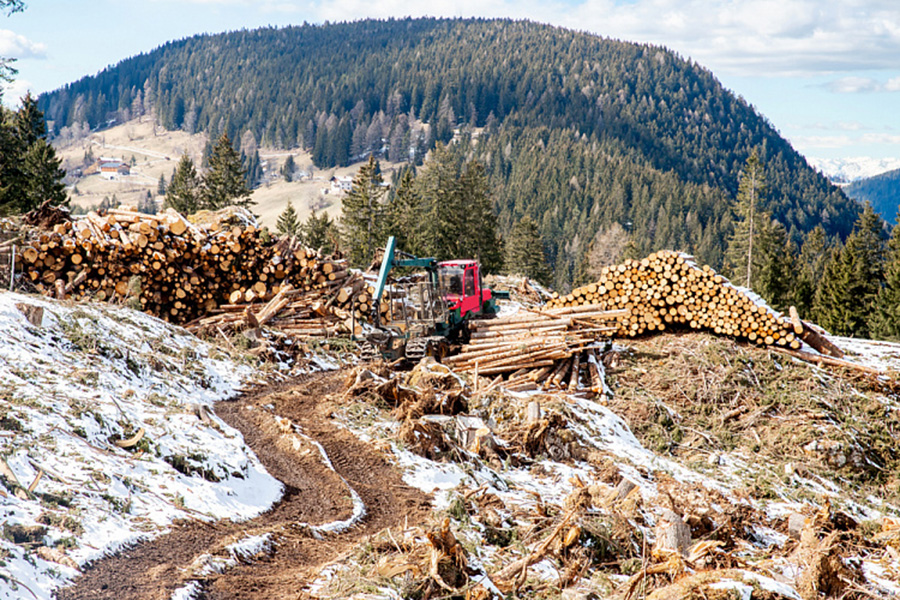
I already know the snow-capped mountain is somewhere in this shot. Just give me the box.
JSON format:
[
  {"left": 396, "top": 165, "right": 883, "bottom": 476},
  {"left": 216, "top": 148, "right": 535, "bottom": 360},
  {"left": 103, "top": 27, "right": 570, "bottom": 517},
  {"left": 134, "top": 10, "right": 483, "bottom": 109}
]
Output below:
[{"left": 807, "top": 156, "right": 900, "bottom": 184}]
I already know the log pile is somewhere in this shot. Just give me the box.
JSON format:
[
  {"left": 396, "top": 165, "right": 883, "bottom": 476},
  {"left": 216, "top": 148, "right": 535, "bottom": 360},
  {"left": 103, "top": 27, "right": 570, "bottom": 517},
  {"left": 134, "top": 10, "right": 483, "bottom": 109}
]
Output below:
[
  {"left": 443, "top": 305, "right": 627, "bottom": 393},
  {"left": 547, "top": 251, "right": 803, "bottom": 350},
  {"left": 15, "top": 206, "right": 379, "bottom": 327}
]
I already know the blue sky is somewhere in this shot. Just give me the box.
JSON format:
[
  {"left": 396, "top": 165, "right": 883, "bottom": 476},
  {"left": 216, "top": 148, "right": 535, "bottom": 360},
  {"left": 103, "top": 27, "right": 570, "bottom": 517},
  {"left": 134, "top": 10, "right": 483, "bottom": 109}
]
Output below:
[{"left": 2, "top": 0, "right": 899, "bottom": 164}]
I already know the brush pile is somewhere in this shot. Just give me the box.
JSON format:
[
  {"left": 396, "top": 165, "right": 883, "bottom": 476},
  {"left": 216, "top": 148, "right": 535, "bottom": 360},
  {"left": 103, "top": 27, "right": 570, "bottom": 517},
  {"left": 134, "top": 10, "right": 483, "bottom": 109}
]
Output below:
[
  {"left": 548, "top": 250, "right": 803, "bottom": 349},
  {"left": 15, "top": 206, "right": 377, "bottom": 326}
]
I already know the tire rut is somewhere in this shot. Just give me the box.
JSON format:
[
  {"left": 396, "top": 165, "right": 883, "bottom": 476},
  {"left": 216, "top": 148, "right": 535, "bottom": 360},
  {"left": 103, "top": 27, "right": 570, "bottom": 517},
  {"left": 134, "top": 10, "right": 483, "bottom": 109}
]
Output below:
[{"left": 54, "top": 370, "right": 432, "bottom": 600}]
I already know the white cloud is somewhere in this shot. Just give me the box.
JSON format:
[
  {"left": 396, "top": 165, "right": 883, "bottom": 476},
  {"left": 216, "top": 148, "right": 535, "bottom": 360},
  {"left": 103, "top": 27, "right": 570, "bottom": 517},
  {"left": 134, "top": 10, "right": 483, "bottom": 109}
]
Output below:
[
  {"left": 825, "top": 76, "right": 882, "bottom": 93},
  {"left": 791, "top": 132, "right": 900, "bottom": 151},
  {"left": 0, "top": 29, "right": 46, "bottom": 59},
  {"left": 1, "top": 77, "right": 32, "bottom": 107}
]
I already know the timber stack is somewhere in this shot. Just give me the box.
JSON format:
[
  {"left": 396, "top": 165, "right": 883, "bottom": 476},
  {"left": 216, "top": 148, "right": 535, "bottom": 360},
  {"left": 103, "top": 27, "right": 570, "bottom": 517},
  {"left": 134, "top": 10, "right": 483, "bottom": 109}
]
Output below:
[
  {"left": 15, "top": 206, "right": 380, "bottom": 329},
  {"left": 546, "top": 250, "right": 803, "bottom": 349},
  {"left": 444, "top": 305, "right": 627, "bottom": 393}
]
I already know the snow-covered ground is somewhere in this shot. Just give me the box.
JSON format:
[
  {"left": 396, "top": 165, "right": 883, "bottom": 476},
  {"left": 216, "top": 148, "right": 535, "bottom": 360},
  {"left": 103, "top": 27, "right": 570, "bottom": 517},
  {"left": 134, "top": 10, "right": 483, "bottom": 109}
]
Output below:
[
  {"left": 0, "top": 292, "right": 282, "bottom": 599},
  {"left": 318, "top": 330, "right": 900, "bottom": 599}
]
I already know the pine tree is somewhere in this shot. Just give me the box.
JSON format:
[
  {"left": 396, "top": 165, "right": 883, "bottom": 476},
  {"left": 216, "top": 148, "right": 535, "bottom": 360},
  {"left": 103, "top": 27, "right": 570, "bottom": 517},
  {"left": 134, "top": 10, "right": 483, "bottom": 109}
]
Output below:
[
  {"left": 341, "top": 155, "right": 387, "bottom": 266},
  {"left": 813, "top": 204, "right": 885, "bottom": 337},
  {"left": 0, "top": 2, "right": 25, "bottom": 83},
  {"left": 138, "top": 190, "right": 158, "bottom": 215},
  {"left": 385, "top": 168, "right": 419, "bottom": 253},
  {"left": 869, "top": 217, "right": 900, "bottom": 340},
  {"left": 725, "top": 150, "right": 767, "bottom": 288},
  {"left": 165, "top": 155, "right": 200, "bottom": 214},
  {"left": 276, "top": 200, "right": 300, "bottom": 236},
  {"left": 458, "top": 159, "right": 502, "bottom": 272},
  {"left": 281, "top": 155, "right": 296, "bottom": 182},
  {"left": 19, "top": 138, "right": 67, "bottom": 211},
  {"left": 414, "top": 143, "right": 501, "bottom": 272},
  {"left": 794, "top": 226, "right": 829, "bottom": 317},
  {"left": 302, "top": 210, "right": 337, "bottom": 254},
  {"left": 504, "top": 216, "right": 551, "bottom": 285},
  {"left": 157, "top": 173, "right": 167, "bottom": 196},
  {"left": 13, "top": 92, "right": 45, "bottom": 146},
  {"left": 201, "top": 133, "right": 252, "bottom": 209},
  {"left": 753, "top": 218, "right": 796, "bottom": 311}
]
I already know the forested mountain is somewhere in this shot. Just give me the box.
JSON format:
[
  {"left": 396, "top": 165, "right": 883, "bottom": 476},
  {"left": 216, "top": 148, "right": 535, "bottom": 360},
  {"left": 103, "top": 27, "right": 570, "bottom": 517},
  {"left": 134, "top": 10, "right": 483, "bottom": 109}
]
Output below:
[
  {"left": 844, "top": 168, "right": 900, "bottom": 225},
  {"left": 37, "top": 18, "right": 861, "bottom": 289}
]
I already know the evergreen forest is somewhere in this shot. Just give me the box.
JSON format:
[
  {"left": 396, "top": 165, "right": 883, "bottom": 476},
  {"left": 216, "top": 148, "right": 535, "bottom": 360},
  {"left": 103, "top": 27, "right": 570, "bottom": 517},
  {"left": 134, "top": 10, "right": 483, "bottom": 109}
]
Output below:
[
  {"left": 844, "top": 168, "right": 900, "bottom": 225},
  {"left": 35, "top": 18, "right": 878, "bottom": 329}
]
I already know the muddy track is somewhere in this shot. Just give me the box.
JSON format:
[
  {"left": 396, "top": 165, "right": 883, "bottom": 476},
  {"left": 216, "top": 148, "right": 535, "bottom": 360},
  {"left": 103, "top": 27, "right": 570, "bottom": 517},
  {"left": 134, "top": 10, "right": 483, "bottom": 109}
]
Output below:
[{"left": 54, "top": 370, "right": 432, "bottom": 600}]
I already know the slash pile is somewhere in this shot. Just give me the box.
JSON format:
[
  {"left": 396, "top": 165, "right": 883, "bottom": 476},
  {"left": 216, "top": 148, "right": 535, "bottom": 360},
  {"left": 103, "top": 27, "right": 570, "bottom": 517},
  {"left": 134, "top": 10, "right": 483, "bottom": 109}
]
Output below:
[
  {"left": 443, "top": 305, "right": 627, "bottom": 392},
  {"left": 547, "top": 250, "right": 803, "bottom": 349},
  {"left": 16, "top": 206, "right": 378, "bottom": 325}
]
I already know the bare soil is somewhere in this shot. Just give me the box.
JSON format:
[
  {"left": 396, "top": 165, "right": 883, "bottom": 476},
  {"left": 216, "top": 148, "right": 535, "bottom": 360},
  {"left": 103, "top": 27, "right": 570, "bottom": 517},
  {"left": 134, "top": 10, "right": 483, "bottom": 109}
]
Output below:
[{"left": 54, "top": 370, "right": 432, "bottom": 600}]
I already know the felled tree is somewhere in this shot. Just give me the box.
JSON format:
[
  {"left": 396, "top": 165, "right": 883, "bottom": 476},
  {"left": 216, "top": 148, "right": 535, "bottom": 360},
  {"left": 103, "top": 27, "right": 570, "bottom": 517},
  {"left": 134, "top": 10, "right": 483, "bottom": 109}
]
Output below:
[{"left": 504, "top": 216, "right": 551, "bottom": 285}]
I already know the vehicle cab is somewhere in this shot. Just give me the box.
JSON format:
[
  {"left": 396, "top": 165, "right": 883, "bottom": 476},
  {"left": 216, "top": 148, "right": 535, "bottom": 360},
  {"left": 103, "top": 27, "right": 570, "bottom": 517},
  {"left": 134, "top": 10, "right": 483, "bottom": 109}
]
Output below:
[{"left": 437, "top": 260, "right": 493, "bottom": 319}]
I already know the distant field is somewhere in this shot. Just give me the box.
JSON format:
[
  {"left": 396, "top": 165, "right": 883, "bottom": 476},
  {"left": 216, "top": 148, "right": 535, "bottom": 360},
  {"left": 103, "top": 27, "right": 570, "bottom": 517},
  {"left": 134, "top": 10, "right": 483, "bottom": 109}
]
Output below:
[{"left": 54, "top": 117, "right": 405, "bottom": 230}]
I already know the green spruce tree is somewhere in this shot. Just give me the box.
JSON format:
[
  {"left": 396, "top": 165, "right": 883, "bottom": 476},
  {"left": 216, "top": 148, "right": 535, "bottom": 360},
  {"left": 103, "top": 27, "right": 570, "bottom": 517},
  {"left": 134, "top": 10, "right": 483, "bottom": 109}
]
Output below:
[
  {"left": 725, "top": 150, "right": 767, "bottom": 289},
  {"left": 504, "top": 216, "right": 551, "bottom": 285},
  {"left": 157, "top": 173, "right": 167, "bottom": 196},
  {"left": 276, "top": 200, "right": 300, "bottom": 236},
  {"left": 813, "top": 204, "right": 885, "bottom": 337},
  {"left": 281, "top": 155, "right": 296, "bottom": 182},
  {"left": 302, "top": 210, "right": 337, "bottom": 254},
  {"left": 414, "top": 143, "right": 501, "bottom": 271},
  {"left": 19, "top": 138, "right": 67, "bottom": 210},
  {"left": 201, "top": 133, "right": 252, "bottom": 209},
  {"left": 165, "top": 155, "right": 200, "bottom": 214},
  {"left": 385, "top": 167, "right": 419, "bottom": 253},
  {"left": 341, "top": 155, "right": 387, "bottom": 266},
  {"left": 869, "top": 215, "right": 900, "bottom": 340}
]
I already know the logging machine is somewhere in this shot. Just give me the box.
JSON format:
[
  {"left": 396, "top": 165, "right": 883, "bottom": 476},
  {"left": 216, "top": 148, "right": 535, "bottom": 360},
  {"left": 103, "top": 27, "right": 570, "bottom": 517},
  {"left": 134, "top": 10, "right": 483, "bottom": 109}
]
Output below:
[{"left": 358, "top": 236, "right": 509, "bottom": 361}]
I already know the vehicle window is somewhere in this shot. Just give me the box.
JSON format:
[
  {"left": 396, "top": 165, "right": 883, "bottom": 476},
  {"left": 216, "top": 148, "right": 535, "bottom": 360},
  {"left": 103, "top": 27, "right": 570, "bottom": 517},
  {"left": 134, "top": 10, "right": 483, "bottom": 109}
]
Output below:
[
  {"left": 464, "top": 268, "right": 475, "bottom": 296},
  {"left": 439, "top": 267, "right": 465, "bottom": 295}
]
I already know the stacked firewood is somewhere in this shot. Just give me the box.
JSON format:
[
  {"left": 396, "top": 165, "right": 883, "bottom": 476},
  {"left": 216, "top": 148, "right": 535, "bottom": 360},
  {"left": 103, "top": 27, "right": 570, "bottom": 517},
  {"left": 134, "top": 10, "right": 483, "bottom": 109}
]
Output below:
[
  {"left": 443, "top": 305, "right": 626, "bottom": 393},
  {"left": 547, "top": 251, "right": 804, "bottom": 350},
  {"left": 16, "top": 206, "right": 378, "bottom": 325}
]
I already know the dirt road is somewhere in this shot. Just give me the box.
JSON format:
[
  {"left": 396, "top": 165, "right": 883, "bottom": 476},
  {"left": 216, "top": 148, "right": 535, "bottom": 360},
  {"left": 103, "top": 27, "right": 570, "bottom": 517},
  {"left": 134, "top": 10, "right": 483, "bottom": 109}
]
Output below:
[{"left": 55, "top": 370, "right": 432, "bottom": 600}]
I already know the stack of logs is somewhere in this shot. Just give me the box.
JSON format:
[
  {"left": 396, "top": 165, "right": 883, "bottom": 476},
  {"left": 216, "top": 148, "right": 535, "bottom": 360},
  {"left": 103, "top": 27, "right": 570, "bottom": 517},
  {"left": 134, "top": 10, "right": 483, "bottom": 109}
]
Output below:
[
  {"left": 443, "top": 305, "right": 627, "bottom": 393},
  {"left": 547, "top": 250, "right": 806, "bottom": 350},
  {"left": 16, "top": 206, "right": 381, "bottom": 331}
]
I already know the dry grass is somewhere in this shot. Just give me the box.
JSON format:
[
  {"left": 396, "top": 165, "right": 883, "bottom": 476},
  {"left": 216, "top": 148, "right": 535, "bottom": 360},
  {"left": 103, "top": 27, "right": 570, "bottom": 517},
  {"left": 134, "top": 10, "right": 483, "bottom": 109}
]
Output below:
[
  {"left": 608, "top": 332, "right": 900, "bottom": 502},
  {"left": 56, "top": 117, "right": 410, "bottom": 230}
]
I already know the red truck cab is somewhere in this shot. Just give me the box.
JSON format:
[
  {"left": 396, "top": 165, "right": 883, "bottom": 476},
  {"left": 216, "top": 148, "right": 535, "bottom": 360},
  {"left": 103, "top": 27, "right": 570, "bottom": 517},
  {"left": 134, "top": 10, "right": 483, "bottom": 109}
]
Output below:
[{"left": 437, "top": 260, "right": 493, "bottom": 319}]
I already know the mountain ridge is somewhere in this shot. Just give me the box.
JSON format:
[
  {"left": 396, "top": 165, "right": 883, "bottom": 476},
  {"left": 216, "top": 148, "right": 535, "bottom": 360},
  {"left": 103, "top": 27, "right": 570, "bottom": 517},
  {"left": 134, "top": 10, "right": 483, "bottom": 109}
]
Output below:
[{"left": 37, "top": 18, "right": 862, "bottom": 288}]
